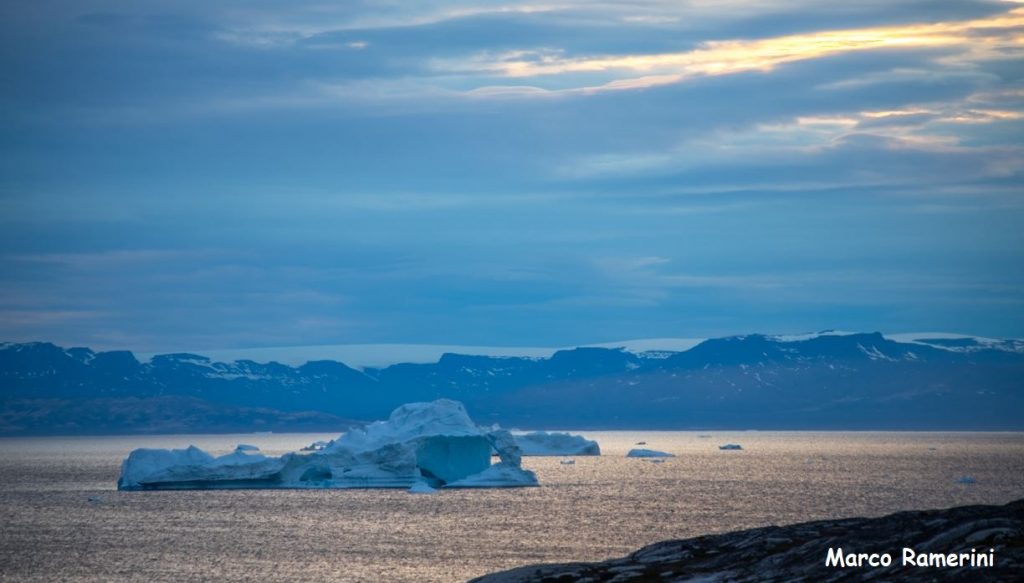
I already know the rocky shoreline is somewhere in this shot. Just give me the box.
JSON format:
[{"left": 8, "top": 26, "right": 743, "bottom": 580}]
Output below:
[{"left": 471, "top": 499, "right": 1024, "bottom": 582}]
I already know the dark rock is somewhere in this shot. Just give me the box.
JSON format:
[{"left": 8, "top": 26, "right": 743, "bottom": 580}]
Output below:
[{"left": 471, "top": 499, "right": 1024, "bottom": 582}]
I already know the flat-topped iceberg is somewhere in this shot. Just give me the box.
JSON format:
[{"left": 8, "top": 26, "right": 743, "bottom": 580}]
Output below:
[
  {"left": 513, "top": 431, "right": 600, "bottom": 456},
  {"left": 626, "top": 448, "right": 675, "bottom": 458},
  {"left": 118, "top": 399, "right": 538, "bottom": 491}
]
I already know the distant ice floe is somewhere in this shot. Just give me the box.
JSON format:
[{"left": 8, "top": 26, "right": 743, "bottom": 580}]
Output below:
[
  {"left": 626, "top": 448, "right": 675, "bottom": 458},
  {"left": 884, "top": 333, "right": 1024, "bottom": 354},
  {"left": 771, "top": 330, "right": 857, "bottom": 342},
  {"left": 513, "top": 431, "right": 600, "bottom": 456},
  {"left": 177, "top": 337, "right": 706, "bottom": 369},
  {"left": 118, "top": 399, "right": 538, "bottom": 491},
  {"left": 584, "top": 338, "right": 705, "bottom": 354},
  {"left": 719, "top": 444, "right": 743, "bottom": 451},
  {"left": 768, "top": 330, "right": 1024, "bottom": 354}
]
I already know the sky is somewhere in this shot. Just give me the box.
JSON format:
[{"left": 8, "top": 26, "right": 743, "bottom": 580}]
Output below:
[{"left": 1, "top": 0, "right": 1023, "bottom": 353}]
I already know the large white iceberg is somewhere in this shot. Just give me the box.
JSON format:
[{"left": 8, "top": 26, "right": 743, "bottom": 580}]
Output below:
[
  {"left": 513, "top": 431, "right": 600, "bottom": 456},
  {"left": 118, "top": 399, "right": 538, "bottom": 490}
]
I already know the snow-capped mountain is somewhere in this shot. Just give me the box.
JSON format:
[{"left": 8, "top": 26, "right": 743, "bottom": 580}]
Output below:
[{"left": 1, "top": 331, "right": 1022, "bottom": 434}]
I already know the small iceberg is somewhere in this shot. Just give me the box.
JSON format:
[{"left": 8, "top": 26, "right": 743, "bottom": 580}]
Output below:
[
  {"left": 626, "top": 448, "right": 675, "bottom": 458},
  {"left": 301, "top": 440, "right": 329, "bottom": 452},
  {"left": 719, "top": 444, "right": 743, "bottom": 451},
  {"left": 118, "top": 399, "right": 538, "bottom": 491},
  {"left": 408, "top": 481, "right": 437, "bottom": 494},
  {"left": 514, "top": 431, "right": 600, "bottom": 456},
  {"left": 560, "top": 459, "right": 575, "bottom": 465},
  {"left": 446, "top": 462, "right": 538, "bottom": 488}
]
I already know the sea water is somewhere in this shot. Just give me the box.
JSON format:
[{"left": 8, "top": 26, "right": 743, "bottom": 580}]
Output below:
[{"left": 1, "top": 432, "right": 1022, "bottom": 582}]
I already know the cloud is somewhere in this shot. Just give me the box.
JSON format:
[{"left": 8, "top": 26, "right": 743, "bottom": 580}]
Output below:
[
  {"left": 444, "top": 7, "right": 1024, "bottom": 94},
  {"left": 1, "top": 1, "right": 1022, "bottom": 347}
]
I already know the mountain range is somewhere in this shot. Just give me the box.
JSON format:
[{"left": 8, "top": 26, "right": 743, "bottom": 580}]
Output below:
[{"left": 1, "top": 331, "right": 1022, "bottom": 434}]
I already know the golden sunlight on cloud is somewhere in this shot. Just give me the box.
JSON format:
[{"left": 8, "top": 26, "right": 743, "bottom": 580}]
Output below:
[
  {"left": 755, "top": 101, "right": 1023, "bottom": 151},
  {"left": 566, "top": 83, "right": 1024, "bottom": 178},
  {"left": 472, "top": 8, "right": 1024, "bottom": 93},
  {"left": 940, "top": 109, "right": 1024, "bottom": 123},
  {"left": 860, "top": 109, "right": 936, "bottom": 118},
  {"left": 861, "top": 106, "right": 1024, "bottom": 124}
]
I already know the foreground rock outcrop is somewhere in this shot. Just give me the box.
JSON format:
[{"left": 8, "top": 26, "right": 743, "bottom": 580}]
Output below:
[{"left": 471, "top": 499, "right": 1024, "bottom": 582}]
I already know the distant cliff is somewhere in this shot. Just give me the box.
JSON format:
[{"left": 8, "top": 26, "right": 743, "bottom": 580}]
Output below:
[
  {"left": 2, "top": 331, "right": 1023, "bottom": 434},
  {"left": 471, "top": 499, "right": 1024, "bottom": 582}
]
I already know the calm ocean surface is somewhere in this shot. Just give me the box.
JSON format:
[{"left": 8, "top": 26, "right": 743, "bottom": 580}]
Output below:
[{"left": 2, "top": 431, "right": 1023, "bottom": 582}]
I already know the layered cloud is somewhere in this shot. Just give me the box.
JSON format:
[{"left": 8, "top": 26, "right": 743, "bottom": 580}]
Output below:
[
  {"left": 0, "top": 0, "right": 1022, "bottom": 350},
  {"left": 451, "top": 7, "right": 1023, "bottom": 92}
]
